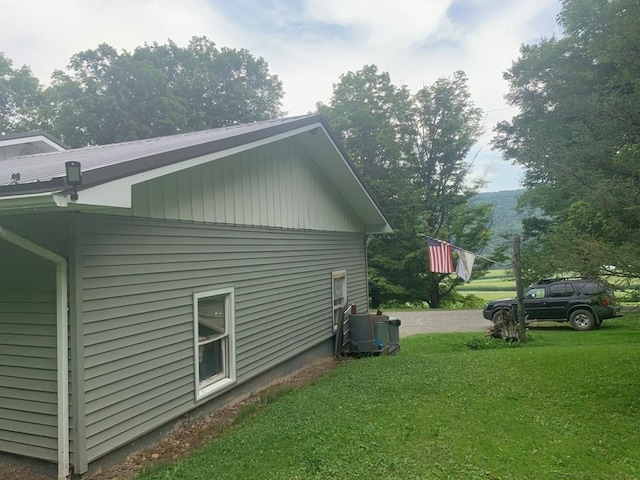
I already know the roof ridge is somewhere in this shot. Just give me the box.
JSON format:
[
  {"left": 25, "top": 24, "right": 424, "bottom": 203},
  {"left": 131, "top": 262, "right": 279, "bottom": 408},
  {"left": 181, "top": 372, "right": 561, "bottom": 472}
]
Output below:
[{"left": 61, "top": 114, "right": 320, "bottom": 153}]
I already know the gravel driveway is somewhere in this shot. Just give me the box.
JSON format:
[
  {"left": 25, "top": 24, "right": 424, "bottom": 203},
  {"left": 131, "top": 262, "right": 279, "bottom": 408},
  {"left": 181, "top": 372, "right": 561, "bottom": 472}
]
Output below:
[{"left": 384, "top": 309, "right": 492, "bottom": 337}]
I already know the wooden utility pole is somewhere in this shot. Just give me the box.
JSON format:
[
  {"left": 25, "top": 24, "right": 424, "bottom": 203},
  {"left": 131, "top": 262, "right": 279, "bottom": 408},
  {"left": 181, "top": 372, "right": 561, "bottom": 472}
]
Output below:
[{"left": 513, "top": 235, "right": 527, "bottom": 343}]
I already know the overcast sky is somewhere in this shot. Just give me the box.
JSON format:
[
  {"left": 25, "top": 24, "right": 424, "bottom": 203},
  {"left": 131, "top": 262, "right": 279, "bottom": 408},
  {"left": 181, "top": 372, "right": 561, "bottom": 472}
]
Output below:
[{"left": 1, "top": 0, "right": 563, "bottom": 192}]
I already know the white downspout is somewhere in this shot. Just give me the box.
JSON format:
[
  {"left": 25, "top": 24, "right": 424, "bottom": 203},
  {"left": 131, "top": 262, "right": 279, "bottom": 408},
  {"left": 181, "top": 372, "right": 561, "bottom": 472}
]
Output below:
[{"left": 0, "top": 227, "right": 70, "bottom": 480}]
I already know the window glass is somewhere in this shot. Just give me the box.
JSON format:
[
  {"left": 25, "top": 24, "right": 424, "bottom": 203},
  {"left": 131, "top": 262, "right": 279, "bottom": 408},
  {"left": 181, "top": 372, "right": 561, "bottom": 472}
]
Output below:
[
  {"left": 194, "top": 288, "right": 235, "bottom": 400},
  {"left": 549, "top": 283, "right": 575, "bottom": 297},
  {"left": 198, "top": 295, "right": 226, "bottom": 382},
  {"left": 525, "top": 287, "right": 546, "bottom": 299},
  {"left": 580, "top": 282, "right": 602, "bottom": 295}
]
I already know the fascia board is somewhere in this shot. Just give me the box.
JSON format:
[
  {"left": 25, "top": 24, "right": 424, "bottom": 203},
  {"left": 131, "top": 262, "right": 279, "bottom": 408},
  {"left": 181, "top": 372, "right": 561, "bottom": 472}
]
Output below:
[
  {"left": 0, "top": 191, "right": 66, "bottom": 212},
  {"left": 0, "top": 134, "right": 66, "bottom": 151}
]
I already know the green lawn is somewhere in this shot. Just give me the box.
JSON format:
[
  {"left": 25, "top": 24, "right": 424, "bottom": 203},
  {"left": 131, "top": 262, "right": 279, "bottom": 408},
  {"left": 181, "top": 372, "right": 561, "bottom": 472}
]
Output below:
[
  {"left": 459, "top": 269, "right": 515, "bottom": 291},
  {"left": 138, "top": 316, "right": 640, "bottom": 480},
  {"left": 458, "top": 268, "right": 516, "bottom": 303},
  {"left": 458, "top": 290, "right": 515, "bottom": 301}
]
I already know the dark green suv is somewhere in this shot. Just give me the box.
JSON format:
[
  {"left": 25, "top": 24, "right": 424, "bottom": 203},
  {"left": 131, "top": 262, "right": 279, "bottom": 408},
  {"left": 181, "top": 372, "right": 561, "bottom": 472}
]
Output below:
[{"left": 482, "top": 278, "right": 622, "bottom": 331}]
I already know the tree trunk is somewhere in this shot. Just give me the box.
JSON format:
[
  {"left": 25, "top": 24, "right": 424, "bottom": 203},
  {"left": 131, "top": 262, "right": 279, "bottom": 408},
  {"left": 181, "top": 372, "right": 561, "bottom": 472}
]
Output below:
[
  {"left": 513, "top": 235, "right": 527, "bottom": 343},
  {"left": 487, "top": 309, "right": 519, "bottom": 341},
  {"left": 428, "top": 284, "right": 441, "bottom": 308}
]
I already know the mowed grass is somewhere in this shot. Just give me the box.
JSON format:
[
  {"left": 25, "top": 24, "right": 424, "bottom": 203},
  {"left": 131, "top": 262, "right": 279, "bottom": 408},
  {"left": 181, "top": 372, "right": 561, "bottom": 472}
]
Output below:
[
  {"left": 459, "top": 269, "right": 516, "bottom": 302},
  {"left": 137, "top": 316, "right": 640, "bottom": 480},
  {"left": 458, "top": 269, "right": 516, "bottom": 291},
  {"left": 459, "top": 290, "right": 515, "bottom": 301}
]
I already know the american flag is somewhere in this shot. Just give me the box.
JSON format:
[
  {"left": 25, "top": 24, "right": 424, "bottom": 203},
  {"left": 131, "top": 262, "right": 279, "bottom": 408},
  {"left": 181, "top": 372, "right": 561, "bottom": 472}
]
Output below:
[{"left": 427, "top": 237, "right": 454, "bottom": 273}]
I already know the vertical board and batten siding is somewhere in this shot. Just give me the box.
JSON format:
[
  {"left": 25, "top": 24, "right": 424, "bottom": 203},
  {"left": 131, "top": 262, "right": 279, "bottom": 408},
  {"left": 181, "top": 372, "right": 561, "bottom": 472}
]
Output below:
[
  {"left": 0, "top": 239, "right": 58, "bottom": 461},
  {"left": 79, "top": 214, "right": 367, "bottom": 462},
  {"left": 131, "top": 138, "right": 365, "bottom": 233}
]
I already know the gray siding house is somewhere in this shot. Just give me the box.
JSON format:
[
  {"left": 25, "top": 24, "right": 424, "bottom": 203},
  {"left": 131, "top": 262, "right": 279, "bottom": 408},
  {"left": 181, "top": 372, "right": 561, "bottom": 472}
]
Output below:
[{"left": 0, "top": 115, "right": 391, "bottom": 479}]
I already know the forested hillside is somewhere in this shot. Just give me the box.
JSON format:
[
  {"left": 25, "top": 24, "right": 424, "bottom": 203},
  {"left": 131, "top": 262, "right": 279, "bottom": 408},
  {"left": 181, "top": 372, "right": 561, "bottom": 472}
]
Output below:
[{"left": 472, "top": 189, "right": 524, "bottom": 253}]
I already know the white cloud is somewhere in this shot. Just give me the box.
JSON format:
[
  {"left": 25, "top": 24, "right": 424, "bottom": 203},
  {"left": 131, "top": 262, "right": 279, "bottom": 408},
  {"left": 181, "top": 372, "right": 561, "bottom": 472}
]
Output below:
[
  {"left": 304, "top": 0, "right": 455, "bottom": 48},
  {"left": 1, "top": 0, "right": 240, "bottom": 80},
  {"left": 0, "top": 0, "right": 563, "bottom": 191}
]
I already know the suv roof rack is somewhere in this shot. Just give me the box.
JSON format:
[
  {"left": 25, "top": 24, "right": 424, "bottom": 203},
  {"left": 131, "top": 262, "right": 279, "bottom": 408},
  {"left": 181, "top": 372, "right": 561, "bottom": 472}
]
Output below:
[{"left": 535, "top": 276, "right": 585, "bottom": 284}]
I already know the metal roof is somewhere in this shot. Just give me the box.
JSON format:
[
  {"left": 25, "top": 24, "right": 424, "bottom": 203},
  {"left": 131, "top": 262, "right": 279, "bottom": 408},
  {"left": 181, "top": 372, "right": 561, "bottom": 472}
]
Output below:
[
  {"left": 0, "top": 116, "right": 317, "bottom": 192},
  {"left": 0, "top": 115, "right": 392, "bottom": 232}
]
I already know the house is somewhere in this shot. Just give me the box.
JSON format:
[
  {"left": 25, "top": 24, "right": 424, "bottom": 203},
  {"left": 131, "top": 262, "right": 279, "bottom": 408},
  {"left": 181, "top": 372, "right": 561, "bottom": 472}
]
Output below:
[
  {"left": 0, "top": 130, "right": 67, "bottom": 159},
  {"left": 0, "top": 115, "right": 392, "bottom": 479}
]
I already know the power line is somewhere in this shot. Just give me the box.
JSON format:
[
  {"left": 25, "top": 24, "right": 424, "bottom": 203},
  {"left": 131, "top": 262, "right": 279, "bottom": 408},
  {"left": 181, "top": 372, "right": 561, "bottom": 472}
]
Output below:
[{"left": 483, "top": 106, "right": 518, "bottom": 113}]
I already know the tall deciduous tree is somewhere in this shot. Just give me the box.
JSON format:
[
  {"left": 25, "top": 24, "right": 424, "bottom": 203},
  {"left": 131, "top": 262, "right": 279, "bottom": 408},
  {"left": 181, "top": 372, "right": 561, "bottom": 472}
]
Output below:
[
  {"left": 494, "top": 0, "right": 640, "bottom": 283},
  {"left": 3, "top": 37, "right": 284, "bottom": 147},
  {"left": 320, "top": 66, "right": 493, "bottom": 307},
  {"left": 404, "top": 71, "right": 493, "bottom": 307},
  {"left": 0, "top": 53, "right": 44, "bottom": 134}
]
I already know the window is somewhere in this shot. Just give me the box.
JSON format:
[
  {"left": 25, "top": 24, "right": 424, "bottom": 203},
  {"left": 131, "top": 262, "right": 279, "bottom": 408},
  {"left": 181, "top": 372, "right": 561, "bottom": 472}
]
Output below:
[
  {"left": 580, "top": 282, "right": 603, "bottom": 295},
  {"left": 193, "top": 288, "right": 236, "bottom": 400},
  {"left": 525, "top": 287, "right": 546, "bottom": 299},
  {"left": 549, "top": 283, "right": 575, "bottom": 297},
  {"left": 332, "top": 270, "right": 347, "bottom": 332}
]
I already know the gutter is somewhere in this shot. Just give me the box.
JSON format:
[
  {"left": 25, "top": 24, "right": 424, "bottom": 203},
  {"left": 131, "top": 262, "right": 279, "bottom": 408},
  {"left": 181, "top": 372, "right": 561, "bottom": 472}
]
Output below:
[
  {"left": 0, "top": 191, "right": 68, "bottom": 211},
  {"left": 0, "top": 227, "right": 70, "bottom": 480}
]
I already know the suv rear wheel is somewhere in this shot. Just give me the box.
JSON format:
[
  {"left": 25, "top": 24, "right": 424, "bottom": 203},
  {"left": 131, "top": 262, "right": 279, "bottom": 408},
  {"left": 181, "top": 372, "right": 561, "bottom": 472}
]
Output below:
[
  {"left": 492, "top": 309, "right": 509, "bottom": 323},
  {"left": 569, "top": 309, "right": 596, "bottom": 331}
]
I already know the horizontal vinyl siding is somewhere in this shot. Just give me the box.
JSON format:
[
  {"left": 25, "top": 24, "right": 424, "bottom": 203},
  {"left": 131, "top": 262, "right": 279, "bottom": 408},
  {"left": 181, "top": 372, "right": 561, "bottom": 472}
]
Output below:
[
  {"left": 0, "top": 242, "right": 57, "bottom": 462},
  {"left": 131, "top": 138, "right": 365, "bottom": 232},
  {"left": 80, "top": 214, "right": 367, "bottom": 462}
]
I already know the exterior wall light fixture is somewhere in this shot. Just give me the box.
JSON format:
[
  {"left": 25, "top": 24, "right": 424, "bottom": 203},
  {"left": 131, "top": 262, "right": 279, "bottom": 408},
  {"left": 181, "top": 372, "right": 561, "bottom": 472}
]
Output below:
[{"left": 65, "top": 161, "right": 82, "bottom": 201}]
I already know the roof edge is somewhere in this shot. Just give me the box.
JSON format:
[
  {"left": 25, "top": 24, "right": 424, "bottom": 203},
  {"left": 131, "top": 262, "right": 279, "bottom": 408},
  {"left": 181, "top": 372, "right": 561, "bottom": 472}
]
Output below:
[
  {"left": 315, "top": 116, "right": 394, "bottom": 231},
  {"left": 0, "top": 130, "right": 69, "bottom": 149}
]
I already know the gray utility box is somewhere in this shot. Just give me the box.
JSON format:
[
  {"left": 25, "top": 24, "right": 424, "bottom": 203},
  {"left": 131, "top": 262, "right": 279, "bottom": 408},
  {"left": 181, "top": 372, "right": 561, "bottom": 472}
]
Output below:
[
  {"left": 349, "top": 313, "right": 401, "bottom": 355},
  {"left": 349, "top": 313, "right": 378, "bottom": 354},
  {"left": 388, "top": 317, "right": 401, "bottom": 354}
]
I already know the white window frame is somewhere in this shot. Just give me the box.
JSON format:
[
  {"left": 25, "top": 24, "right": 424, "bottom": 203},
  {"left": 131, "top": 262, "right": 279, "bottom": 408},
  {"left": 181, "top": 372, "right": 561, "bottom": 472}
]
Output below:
[
  {"left": 331, "top": 270, "right": 347, "bottom": 332},
  {"left": 193, "top": 287, "right": 236, "bottom": 401}
]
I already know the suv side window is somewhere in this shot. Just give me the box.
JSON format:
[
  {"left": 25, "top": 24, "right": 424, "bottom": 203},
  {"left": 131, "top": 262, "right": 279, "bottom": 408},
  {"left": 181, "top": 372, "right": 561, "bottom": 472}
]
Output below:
[
  {"left": 549, "top": 283, "right": 575, "bottom": 297},
  {"left": 525, "top": 287, "right": 546, "bottom": 299},
  {"left": 580, "top": 282, "right": 603, "bottom": 295}
]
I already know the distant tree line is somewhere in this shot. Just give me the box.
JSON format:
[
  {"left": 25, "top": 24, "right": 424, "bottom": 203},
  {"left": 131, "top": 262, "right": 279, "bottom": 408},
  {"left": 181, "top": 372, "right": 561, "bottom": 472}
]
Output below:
[{"left": 0, "top": 36, "right": 283, "bottom": 147}]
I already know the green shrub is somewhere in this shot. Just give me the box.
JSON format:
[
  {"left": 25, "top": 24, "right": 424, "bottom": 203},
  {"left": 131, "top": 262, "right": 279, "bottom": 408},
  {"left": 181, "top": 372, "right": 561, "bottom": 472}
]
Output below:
[
  {"left": 463, "top": 336, "right": 526, "bottom": 350},
  {"left": 379, "top": 300, "right": 430, "bottom": 310},
  {"left": 440, "top": 291, "right": 486, "bottom": 309}
]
